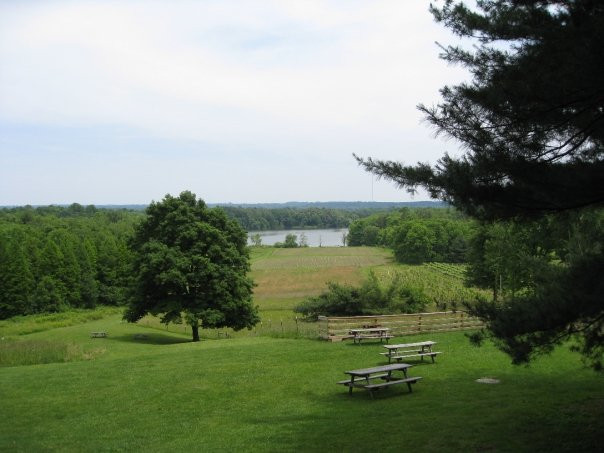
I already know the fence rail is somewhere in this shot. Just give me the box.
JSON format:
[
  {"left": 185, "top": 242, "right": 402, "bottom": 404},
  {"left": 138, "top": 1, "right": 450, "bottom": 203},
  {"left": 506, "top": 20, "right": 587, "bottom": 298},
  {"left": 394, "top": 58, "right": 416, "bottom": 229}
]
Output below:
[{"left": 318, "top": 311, "right": 483, "bottom": 341}]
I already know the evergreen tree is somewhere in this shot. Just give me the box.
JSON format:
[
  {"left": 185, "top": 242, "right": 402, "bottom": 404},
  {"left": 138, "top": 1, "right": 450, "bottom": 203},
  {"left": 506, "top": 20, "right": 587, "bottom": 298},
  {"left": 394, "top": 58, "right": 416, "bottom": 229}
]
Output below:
[
  {"left": 0, "top": 229, "right": 35, "bottom": 318},
  {"left": 356, "top": 1, "right": 604, "bottom": 368}
]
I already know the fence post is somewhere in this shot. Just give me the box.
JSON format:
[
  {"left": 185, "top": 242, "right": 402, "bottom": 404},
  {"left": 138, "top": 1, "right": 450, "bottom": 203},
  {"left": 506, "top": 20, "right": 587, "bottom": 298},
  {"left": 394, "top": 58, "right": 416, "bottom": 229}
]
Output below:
[{"left": 418, "top": 315, "right": 422, "bottom": 332}]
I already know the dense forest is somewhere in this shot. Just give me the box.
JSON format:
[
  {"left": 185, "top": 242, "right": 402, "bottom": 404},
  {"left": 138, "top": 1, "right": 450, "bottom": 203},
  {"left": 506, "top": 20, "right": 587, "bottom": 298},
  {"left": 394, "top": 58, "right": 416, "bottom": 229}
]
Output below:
[{"left": 0, "top": 204, "right": 140, "bottom": 319}]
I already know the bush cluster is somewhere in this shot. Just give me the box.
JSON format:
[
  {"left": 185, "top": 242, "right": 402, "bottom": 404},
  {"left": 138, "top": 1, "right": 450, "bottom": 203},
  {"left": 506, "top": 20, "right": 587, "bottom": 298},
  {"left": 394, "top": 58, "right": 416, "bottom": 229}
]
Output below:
[{"left": 294, "top": 271, "right": 427, "bottom": 321}]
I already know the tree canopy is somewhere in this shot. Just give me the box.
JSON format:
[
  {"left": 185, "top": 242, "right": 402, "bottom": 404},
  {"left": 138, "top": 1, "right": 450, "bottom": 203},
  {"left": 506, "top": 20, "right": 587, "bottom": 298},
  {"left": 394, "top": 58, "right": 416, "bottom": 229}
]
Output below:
[
  {"left": 357, "top": 1, "right": 604, "bottom": 369},
  {"left": 124, "top": 191, "right": 259, "bottom": 341},
  {"left": 0, "top": 205, "right": 137, "bottom": 318}
]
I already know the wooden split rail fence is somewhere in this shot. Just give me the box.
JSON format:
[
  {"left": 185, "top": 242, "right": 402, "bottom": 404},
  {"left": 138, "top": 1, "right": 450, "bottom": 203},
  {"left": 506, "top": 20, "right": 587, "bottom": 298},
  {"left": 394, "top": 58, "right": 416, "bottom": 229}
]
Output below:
[{"left": 318, "top": 311, "right": 483, "bottom": 342}]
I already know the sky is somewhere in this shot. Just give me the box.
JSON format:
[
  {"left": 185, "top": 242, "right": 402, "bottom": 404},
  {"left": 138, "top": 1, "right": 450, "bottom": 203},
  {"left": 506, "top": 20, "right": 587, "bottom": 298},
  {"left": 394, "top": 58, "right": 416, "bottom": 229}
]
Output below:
[{"left": 0, "top": 0, "right": 468, "bottom": 206}]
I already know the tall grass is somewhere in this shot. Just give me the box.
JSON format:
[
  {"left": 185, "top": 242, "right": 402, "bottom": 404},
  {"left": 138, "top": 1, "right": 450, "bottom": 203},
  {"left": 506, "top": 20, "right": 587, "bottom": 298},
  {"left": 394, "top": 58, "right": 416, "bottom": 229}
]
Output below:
[
  {"left": 0, "top": 339, "right": 105, "bottom": 367},
  {"left": 0, "top": 307, "right": 122, "bottom": 337}
]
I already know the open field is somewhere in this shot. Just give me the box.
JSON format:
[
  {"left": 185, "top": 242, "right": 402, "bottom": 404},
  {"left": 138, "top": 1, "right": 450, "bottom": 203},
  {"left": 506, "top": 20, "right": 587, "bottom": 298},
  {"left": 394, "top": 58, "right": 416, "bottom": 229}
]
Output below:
[
  {"left": 250, "top": 247, "right": 391, "bottom": 304},
  {"left": 1, "top": 313, "right": 603, "bottom": 452},
  {"left": 250, "top": 246, "right": 487, "bottom": 311},
  {"left": 132, "top": 247, "right": 488, "bottom": 339}
]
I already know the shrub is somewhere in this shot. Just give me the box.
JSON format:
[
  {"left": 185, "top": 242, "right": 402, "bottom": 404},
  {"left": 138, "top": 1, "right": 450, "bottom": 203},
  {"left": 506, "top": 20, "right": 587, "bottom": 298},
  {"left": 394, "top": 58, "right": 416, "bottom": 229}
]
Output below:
[{"left": 294, "top": 271, "right": 427, "bottom": 320}]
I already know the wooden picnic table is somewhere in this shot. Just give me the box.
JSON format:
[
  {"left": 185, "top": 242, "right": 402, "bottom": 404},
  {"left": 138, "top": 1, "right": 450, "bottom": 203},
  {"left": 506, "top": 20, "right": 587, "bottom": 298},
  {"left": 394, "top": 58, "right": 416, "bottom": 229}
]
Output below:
[
  {"left": 348, "top": 327, "right": 393, "bottom": 344},
  {"left": 90, "top": 331, "right": 107, "bottom": 338},
  {"left": 381, "top": 340, "right": 442, "bottom": 363},
  {"left": 337, "top": 363, "right": 422, "bottom": 398}
]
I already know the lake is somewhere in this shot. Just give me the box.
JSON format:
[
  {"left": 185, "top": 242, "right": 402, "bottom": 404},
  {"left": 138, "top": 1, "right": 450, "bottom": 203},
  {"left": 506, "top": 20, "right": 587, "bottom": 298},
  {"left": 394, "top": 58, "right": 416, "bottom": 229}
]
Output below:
[{"left": 248, "top": 228, "right": 348, "bottom": 247}]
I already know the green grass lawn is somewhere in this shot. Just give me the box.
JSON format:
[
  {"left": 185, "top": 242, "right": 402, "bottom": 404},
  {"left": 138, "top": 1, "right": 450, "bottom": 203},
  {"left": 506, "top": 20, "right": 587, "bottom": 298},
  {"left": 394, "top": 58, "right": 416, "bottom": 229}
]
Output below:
[
  {"left": 1, "top": 312, "right": 603, "bottom": 452},
  {"left": 1, "top": 247, "right": 602, "bottom": 451}
]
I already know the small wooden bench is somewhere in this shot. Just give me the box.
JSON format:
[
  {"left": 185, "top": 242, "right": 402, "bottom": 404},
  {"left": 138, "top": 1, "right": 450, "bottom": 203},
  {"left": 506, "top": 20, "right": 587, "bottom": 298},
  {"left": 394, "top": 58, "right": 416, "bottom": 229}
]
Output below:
[
  {"left": 90, "top": 331, "right": 107, "bottom": 338},
  {"left": 382, "top": 341, "right": 442, "bottom": 364},
  {"left": 364, "top": 377, "right": 422, "bottom": 393},
  {"left": 349, "top": 328, "right": 393, "bottom": 344},
  {"left": 385, "top": 352, "right": 442, "bottom": 363}
]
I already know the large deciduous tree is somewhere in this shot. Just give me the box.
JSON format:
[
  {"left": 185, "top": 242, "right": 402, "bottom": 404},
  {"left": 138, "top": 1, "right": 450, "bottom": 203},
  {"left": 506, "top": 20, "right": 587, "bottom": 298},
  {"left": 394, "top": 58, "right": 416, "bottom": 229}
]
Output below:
[
  {"left": 356, "top": 1, "right": 604, "bottom": 368},
  {"left": 124, "top": 191, "right": 259, "bottom": 341}
]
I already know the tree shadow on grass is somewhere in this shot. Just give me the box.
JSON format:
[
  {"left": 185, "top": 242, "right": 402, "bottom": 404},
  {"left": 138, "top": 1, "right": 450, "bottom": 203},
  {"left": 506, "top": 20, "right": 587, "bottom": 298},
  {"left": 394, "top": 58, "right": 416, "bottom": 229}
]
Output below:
[
  {"left": 273, "top": 373, "right": 604, "bottom": 452},
  {"left": 104, "top": 333, "right": 192, "bottom": 346}
]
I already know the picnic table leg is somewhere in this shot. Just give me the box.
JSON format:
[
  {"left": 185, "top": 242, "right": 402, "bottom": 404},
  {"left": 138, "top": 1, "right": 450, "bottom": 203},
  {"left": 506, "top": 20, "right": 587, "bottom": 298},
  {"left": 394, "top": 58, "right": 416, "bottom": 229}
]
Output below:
[{"left": 348, "top": 377, "right": 355, "bottom": 394}]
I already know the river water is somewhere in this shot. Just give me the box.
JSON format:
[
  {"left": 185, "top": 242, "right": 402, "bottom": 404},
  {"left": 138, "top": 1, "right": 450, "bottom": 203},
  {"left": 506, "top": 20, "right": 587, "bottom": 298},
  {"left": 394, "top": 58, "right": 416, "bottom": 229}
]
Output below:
[{"left": 248, "top": 228, "right": 348, "bottom": 247}]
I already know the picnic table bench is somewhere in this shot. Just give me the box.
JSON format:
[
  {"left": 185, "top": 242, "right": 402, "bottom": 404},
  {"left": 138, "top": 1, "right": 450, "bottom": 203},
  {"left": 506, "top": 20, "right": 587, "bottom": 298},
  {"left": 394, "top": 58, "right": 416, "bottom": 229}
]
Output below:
[
  {"left": 337, "top": 363, "right": 422, "bottom": 398},
  {"left": 90, "top": 331, "right": 107, "bottom": 338},
  {"left": 348, "top": 327, "right": 394, "bottom": 344},
  {"left": 381, "top": 340, "right": 442, "bottom": 364}
]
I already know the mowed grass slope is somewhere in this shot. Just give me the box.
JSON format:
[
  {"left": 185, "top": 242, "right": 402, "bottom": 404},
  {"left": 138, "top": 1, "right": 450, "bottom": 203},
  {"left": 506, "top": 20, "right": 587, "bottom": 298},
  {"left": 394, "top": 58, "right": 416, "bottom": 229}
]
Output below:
[
  {"left": 1, "top": 247, "right": 603, "bottom": 451},
  {"left": 1, "top": 316, "right": 602, "bottom": 452}
]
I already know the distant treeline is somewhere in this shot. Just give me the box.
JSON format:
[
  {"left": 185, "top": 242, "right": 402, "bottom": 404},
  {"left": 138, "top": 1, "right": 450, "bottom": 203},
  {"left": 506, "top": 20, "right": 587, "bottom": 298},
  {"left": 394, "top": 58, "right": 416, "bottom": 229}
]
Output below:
[
  {"left": 220, "top": 206, "right": 360, "bottom": 230},
  {"left": 219, "top": 203, "right": 446, "bottom": 231},
  {"left": 348, "top": 208, "right": 474, "bottom": 264},
  {"left": 214, "top": 201, "right": 446, "bottom": 210}
]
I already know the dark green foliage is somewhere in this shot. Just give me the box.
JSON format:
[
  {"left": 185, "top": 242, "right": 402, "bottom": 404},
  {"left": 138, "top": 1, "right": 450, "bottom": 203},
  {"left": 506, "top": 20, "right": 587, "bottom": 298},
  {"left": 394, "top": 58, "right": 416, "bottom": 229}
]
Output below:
[
  {"left": 357, "top": 1, "right": 604, "bottom": 368},
  {"left": 0, "top": 228, "right": 35, "bottom": 318},
  {"left": 357, "top": 1, "right": 604, "bottom": 218},
  {"left": 124, "top": 191, "right": 259, "bottom": 341},
  {"left": 467, "top": 210, "right": 604, "bottom": 369},
  {"left": 294, "top": 271, "right": 427, "bottom": 320},
  {"left": 348, "top": 208, "right": 473, "bottom": 264},
  {"left": 274, "top": 233, "right": 299, "bottom": 248},
  {"left": 0, "top": 205, "right": 140, "bottom": 319},
  {"left": 221, "top": 206, "right": 356, "bottom": 230},
  {"left": 220, "top": 204, "right": 447, "bottom": 231}
]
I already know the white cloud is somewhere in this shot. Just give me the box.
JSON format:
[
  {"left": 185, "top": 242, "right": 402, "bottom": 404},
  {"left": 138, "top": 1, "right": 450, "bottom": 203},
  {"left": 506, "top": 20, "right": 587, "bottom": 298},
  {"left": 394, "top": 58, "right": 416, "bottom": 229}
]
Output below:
[{"left": 0, "top": 0, "right": 468, "bottom": 204}]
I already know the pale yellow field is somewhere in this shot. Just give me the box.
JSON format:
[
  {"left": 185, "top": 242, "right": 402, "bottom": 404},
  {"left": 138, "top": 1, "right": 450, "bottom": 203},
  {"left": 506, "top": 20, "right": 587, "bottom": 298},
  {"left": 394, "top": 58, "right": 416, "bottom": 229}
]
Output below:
[{"left": 250, "top": 247, "right": 393, "bottom": 308}]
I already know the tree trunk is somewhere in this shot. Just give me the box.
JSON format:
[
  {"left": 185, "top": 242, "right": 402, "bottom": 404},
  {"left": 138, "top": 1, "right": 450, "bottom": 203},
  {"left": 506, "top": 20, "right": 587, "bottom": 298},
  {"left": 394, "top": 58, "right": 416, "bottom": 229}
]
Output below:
[{"left": 191, "top": 323, "right": 200, "bottom": 342}]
